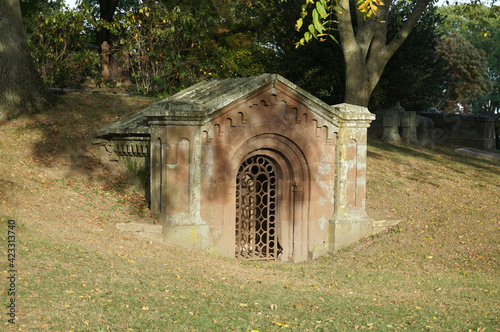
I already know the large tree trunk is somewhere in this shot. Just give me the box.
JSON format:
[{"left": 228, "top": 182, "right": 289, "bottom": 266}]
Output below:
[
  {"left": 0, "top": 0, "right": 57, "bottom": 121},
  {"left": 337, "top": 0, "right": 431, "bottom": 107}
]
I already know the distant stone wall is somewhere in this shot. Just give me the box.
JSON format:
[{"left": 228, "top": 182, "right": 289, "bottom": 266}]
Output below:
[
  {"left": 370, "top": 104, "right": 435, "bottom": 147},
  {"left": 418, "top": 112, "right": 495, "bottom": 151},
  {"left": 369, "top": 103, "right": 497, "bottom": 151}
]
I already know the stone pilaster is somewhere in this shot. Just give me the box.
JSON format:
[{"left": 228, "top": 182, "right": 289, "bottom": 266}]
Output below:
[
  {"left": 148, "top": 112, "right": 209, "bottom": 250},
  {"left": 329, "top": 103, "right": 375, "bottom": 252}
]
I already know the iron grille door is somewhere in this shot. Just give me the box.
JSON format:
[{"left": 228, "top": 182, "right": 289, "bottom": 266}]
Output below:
[{"left": 235, "top": 156, "right": 279, "bottom": 260}]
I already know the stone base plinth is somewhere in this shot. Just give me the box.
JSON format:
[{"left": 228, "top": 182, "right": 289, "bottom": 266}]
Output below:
[
  {"left": 329, "top": 217, "right": 401, "bottom": 252},
  {"left": 163, "top": 225, "right": 210, "bottom": 250},
  {"left": 116, "top": 223, "right": 163, "bottom": 242}
]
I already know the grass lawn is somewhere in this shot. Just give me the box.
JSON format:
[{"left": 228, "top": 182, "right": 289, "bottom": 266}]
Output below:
[{"left": 1, "top": 92, "right": 499, "bottom": 331}]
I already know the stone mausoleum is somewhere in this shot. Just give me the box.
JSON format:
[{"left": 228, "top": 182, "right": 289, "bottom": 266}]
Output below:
[{"left": 96, "top": 74, "right": 381, "bottom": 262}]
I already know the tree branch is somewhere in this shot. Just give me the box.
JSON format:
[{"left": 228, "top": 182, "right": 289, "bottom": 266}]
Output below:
[
  {"left": 337, "top": 0, "right": 357, "bottom": 55},
  {"left": 385, "top": 0, "right": 431, "bottom": 57}
]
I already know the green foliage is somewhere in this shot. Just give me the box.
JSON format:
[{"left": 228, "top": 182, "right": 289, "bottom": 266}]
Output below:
[
  {"left": 104, "top": 4, "right": 217, "bottom": 96},
  {"left": 20, "top": 0, "right": 65, "bottom": 18},
  {"left": 101, "top": 1, "right": 268, "bottom": 96},
  {"left": 267, "top": 0, "right": 447, "bottom": 110},
  {"left": 295, "top": 0, "right": 388, "bottom": 47},
  {"left": 296, "top": 0, "right": 337, "bottom": 46},
  {"left": 436, "top": 33, "right": 491, "bottom": 113},
  {"left": 259, "top": 0, "right": 344, "bottom": 104},
  {"left": 22, "top": 0, "right": 271, "bottom": 96},
  {"left": 437, "top": 4, "right": 499, "bottom": 115},
  {"left": 27, "top": 8, "right": 99, "bottom": 88}
]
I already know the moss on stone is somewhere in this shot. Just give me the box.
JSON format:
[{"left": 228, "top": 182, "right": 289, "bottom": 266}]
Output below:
[{"left": 120, "top": 155, "right": 148, "bottom": 191}]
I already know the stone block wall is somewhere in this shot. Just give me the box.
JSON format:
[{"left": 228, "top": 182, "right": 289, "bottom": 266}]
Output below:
[
  {"left": 418, "top": 112, "right": 496, "bottom": 150},
  {"left": 370, "top": 103, "right": 496, "bottom": 151}
]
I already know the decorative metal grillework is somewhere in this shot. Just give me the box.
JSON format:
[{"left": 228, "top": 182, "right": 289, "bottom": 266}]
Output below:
[{"left": 235, "top": 156, "right": 280, "bottom": 260}]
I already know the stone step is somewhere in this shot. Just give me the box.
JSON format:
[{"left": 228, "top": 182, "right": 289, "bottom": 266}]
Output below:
[
  {"left": 455, "top": 147, "right": 500, "bottom": 163},
  {"left": 138, "top": 231, "right": 163, "bottom": 242},
  {"left": 116, "top": 223, "right": 163, "bottom": 242},
  {"left": 372, "top": 219, "right": 402, "bottom": 234}
]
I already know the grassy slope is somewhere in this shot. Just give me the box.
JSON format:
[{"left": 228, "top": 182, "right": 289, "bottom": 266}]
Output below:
[{"left": 0, "top": 93, "right": 499, "bottom": 331}]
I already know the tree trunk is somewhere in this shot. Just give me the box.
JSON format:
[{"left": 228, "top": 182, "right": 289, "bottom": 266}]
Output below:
[
  {"left": 337, "top": 0, "right": 431, "bottom": 107},
  {"left": 0, "top": 0, "right": 57, "bottom": 121},
  {"left": 97, "top": 0, "right": 120, "bottom": 49},
  {"left": 343, "top": 47, "right": 372, "bottom": 107}
]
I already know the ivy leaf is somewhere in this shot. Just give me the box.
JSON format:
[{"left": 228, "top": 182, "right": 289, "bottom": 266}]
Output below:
[
  {"left": 316, "top": 1, "right": 328, "bottom": 18},
  {"left": 304, "top": 31, "right": 313, "bottom": 42},
  {"left": 312, "top": 10, "right": 323, "bottom": 34},
  {"left": 296, "top": 17, "right": 303, "bottom": 31}
]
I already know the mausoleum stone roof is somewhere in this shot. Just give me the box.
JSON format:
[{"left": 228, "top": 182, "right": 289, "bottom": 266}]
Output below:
[{"left": 96, "top": 73, "right": 374, "bottom": 138}]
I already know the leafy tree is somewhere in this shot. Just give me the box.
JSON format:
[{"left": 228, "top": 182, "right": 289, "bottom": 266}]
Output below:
[
  {"left": 76, "top": 0, "right": 141, "bottom": 48},
  {"left": 435, "top": 33, "right": 490, "bottom": 113},
  {"left": 264, "top": 0, "right": 444, "bottom": 111},
  {"left": 370, "top": 2, "right": 446, "bottom": 111},
  {"left": 437, "top": 4, "right": 499, "bottom": 115},
  {"left": 104, "top": 1, "right": 271, "bottom": 96},
  {"left": 0, "top": 0, "right": 57, "bottom": 120},
  {"left": 260, "top": 0, "right": 345, "bottom": 104},
  {"left": 107, "top": 3, "right": 216, "bottom": 95},
  {"left": 27, "top": 8, "right": 99, "bottom": 88},
  {"left": 297, "top": 0, "right": 433, "bottom": 107},
  {"left": 20, "top": 0, "right": 65, "bottom": 19}
]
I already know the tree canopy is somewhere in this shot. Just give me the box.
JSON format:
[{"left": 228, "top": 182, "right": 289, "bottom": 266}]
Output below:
[
  {"left": 295, "top": 0, "right": 433, "bottom": 107},
  {"left": 10, "top": 0, "right": 499, "bottom": 117},
  {"left": 437, "top": 3, "right": 499, "bottom": 114}
]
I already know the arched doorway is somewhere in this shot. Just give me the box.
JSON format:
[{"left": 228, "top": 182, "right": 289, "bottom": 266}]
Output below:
[{"left": 235, "top": 155, "right": 281, "bottom": 260}]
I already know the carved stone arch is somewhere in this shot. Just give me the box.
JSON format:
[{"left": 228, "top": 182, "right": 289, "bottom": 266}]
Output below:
[
  {"left": 237, "top": 112, "right": 247, "bottom": 125},
  {"left": 201, "top": 130, "right": 211, "bottom": 144},
  {"left": 224, "top": 134, "right": 311, "bottom": 262}
]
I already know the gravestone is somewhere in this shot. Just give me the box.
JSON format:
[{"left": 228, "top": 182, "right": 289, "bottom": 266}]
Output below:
[
  {"left": 100, "top": 41, "right": 131, "bottom": 84},
  {"left": 101, "top": 41, "right": 111, "bottom": 81}
]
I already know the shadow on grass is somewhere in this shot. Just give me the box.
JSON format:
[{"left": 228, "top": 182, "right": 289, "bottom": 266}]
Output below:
[
  {"left": 368, "top": 136, "right": 500, "bottom": 174},
  {"left": 26, "top": 92, "right": 155, "bottom": 178}
]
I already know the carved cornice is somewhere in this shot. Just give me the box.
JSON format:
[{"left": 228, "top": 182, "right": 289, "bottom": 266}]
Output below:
[
  {"left": 113, "top": 137, "right": 150, "bottom": 157},
  {"left": 332, "top": 103, "right": 376, "bottom": 128}
]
